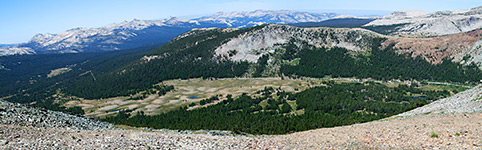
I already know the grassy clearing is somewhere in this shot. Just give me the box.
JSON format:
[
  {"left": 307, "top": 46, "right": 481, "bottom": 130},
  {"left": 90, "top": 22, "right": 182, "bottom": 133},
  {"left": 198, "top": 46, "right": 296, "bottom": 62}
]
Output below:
[
  {"left": 64, "top": 78, "right": 325, "bottom": 117},
  {"left": 62, "top": 77, "right": 469, "bottom": 118},
  {"left": 283, "top": 58, "right": 300, "bottom": 66},
  {"left": 287, "top": 101, "right": 297, "bottom": 109},
  {"left": 418, "top": 84, "right": 469, "bottom": 93}
]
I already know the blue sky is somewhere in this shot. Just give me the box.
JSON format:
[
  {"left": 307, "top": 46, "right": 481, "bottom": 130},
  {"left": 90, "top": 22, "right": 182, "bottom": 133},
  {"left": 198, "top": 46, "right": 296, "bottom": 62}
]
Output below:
[{"left": 0, "top": 0, "right": 480, "bottom": 44}]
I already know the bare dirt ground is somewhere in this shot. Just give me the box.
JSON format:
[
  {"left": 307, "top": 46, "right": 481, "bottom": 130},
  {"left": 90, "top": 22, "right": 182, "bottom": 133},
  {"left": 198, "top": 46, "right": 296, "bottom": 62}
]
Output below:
[
  {"left": 2, "top": 113, "right": 481, "bottom": 149},
  {"left": 270, "top": 113, "right": 482, "bottom": 149}
]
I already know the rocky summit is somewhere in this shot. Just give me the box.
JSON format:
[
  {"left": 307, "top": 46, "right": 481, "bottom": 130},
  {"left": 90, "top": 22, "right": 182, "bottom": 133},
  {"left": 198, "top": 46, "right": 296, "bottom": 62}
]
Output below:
[
  {"left": 365, "top": 6, "right": 482, "bottom": 37},
  {"left": 382, "top": 29, "right": 482, "bottom": 67}
]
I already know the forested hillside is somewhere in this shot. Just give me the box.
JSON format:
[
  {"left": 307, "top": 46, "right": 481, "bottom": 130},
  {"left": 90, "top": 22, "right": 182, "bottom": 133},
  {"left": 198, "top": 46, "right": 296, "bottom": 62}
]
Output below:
[
  {"left": 104, "top": 82, "right": 450, "bottom": 134},
  {"left": 2, "top": 43, "right": 162, "bottom": 104},
  {"left": 0, "top": 24, "right": 479, "bottom": 120},
  {"left": 59, "top": 25, "right": 482, "bottom": 100},
  {"left": 4, "top": 25, "right": 482, "bottom": 106},
  {"left": 60, "top": 27, "right": 264, "bottom": 99},
  {"left": 280, "top": 40, "right": 482, "bottom": 83}
]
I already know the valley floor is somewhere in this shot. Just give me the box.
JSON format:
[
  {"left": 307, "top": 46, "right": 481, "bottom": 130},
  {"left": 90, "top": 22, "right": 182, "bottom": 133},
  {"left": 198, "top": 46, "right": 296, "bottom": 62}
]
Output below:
[
  {"left": 1, "top": 80, "right": 479, "bottom": 149},
  {"left": 2, "top": 78, "right": 480, "bottom": 149},
  {"left": 2, "top": 113, "right": 482, "bottom": 149},
  {"left": 61, "top": 77, "right": 469, "bottom": 118}
]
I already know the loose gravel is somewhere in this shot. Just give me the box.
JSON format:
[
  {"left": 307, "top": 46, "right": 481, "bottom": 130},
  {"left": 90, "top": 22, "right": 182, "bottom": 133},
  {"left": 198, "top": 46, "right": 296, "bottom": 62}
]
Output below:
[{"left": 2, "top": 84, "right": 482, "bottom": 149}]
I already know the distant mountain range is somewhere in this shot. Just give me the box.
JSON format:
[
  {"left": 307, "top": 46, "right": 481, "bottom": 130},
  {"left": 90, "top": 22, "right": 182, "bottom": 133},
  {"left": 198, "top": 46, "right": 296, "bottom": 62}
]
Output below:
[
  {"left": 8, "top": 23, "right": 479, "bottom": 102},
  {"left": 0, "top": 44, "right": 15, "bottom": 48},
  {"left": 0, "top": 10, "right": 337, "bottom": 56},
  {"left": 365, "top": 6, "right": 482, "bottom": 37},
  {"left": 2, "top": 6, "right": 482, "bottom": 56},
  {"left": 289, "top": 17, "right": 376, "bottom": 28},
  {"left": 3, "top": 7, "right": 482, "bottom": 137},
  {"left": 2, "top": 7, "right": 482, "bottom": 147}
]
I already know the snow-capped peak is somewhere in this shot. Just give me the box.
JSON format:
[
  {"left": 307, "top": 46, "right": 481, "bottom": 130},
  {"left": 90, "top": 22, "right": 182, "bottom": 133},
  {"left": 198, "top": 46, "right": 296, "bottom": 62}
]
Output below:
[
  {"left": 195, "top": 10, "right": 337, "bottom": 24},
  {"left": 385, "top": 10, "right": 429, "bottom": 18},
  {"left": 1, "top": 10, "right": 338, "bottom": 56},
  {"left": 365, "top": 6, "right": 482, "bottom": 37}
]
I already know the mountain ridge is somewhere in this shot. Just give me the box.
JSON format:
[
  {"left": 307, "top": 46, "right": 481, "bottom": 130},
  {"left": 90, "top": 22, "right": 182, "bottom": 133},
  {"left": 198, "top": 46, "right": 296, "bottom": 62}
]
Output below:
[
  {"left": 2, "top": 6, "right": 482, "bottom": 150},
  {"left": 0, "top": 10, "right": 337, "bottom": 56},
  {"left": 3, "top": 6, "right": 482, "bottom": 56},
  {"left": 365, "top": 6, "right": 482, "bottom": 37},
  {"left": 36, "top": 24, "right": 481, "bottom": 101},
  {"left": 382, "top": 28, "right": 482, "bottom": 67},
  {"left": 209, "top": 25, "right": 383, "bottom": 62}
]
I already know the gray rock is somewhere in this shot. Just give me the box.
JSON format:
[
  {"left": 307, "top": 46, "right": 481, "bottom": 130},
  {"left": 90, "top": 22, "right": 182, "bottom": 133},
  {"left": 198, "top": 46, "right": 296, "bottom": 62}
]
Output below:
[
  {"left": 396, "top": 85, "right": 482, "bottom": 117},
  {"left": 0, "top": 139, "right": 8, "bottom": 145},
  {"left": 0, "top": 100, "right": 113, "bottom": 130}
]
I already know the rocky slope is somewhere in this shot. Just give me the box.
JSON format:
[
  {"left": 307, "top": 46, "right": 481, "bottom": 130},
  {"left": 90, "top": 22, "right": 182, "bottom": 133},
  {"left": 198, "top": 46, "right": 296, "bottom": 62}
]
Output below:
[
  {"left": 397, "top": 85, "right": 482, "bottom": 117},
  {"left": 1, "top": 86, "right": 482, "bottom": 149},
  {"left": 382, "top": 29, "right": 482, "bottom": 67},
  {"left": 365, "top": 6, "right": 482, "bottom": 37},
  {"left": 1, "top": 63, "right": 482, "bottom": 149},
  {"left": 2, "top": 114, "right": 481, "bottom": 149},
  {"left": 0, "top": 10, "right": 337, "bottom": 56},
  {"left": 172, "top": 23, "right": 482, "bottom": 69},
  {"left": 0, "top": 47, "right": 35, "bottom": 56},
  {"left": 0, "top": 100, "right": 113, "bottom": 130},
  {"left": 271, "top": 113, "right": 482, "bottom": 149},
  {"left": 168, "top": 24, "right": 383, "bottom": 63}
]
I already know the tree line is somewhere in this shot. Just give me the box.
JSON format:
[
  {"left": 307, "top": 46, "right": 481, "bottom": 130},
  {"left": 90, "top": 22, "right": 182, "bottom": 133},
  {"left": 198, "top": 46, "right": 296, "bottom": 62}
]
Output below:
[
  {"left": 280, "top": 38, "right": 482, "bottom": 83},
  {"left": 103, "top": 82, "right": 448, "bottom": 135}
]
